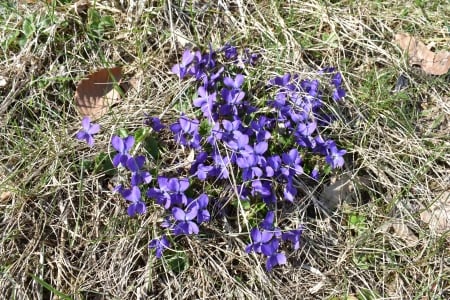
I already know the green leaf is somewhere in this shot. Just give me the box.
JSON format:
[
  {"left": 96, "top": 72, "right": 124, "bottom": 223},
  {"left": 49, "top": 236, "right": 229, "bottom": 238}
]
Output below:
[
  {"left": 134, "top": 127, "right": 150, "bottom": 144},
  {"left": 144, "top": 136, "right": 160, "bottom": 160},
  {"left": 29, "top": 273, "right": 72, "bottom": 300},
  {"left": 167, "top": 252, "right": 188, "bottom": 274},
  {"left": 117, "top": 128, "right": 128, "bottom": 138},
  {"left": 199, "top": 119, "right": 212, "bottom": 137},
  {"left": 23, "top": 17, "right": 35, "bottom": 37},
  {"left": 94, "top": 152, "right": 116, "bottom": 176}
]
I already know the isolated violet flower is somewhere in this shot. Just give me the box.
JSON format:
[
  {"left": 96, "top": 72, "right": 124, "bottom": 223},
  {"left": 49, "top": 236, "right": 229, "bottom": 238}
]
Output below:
[
  {"left": 172, "top": 202, "right": 200, "bottom": 235},
  {"left": 172, "top": 49, "right": 194, "bottom": 79},
  {"left": 331, "top": 72, "right": 343, "bottom": 86},
  {"left": 126, "top": 155, "right": 152, "bottom": 186},
  {"left": 332, "top": 87, "right": 346, "bottom": 101},
  {"left": 242, "top": 48, "right": 260, "bottom": 66},
  {"left": 121, "top": 186, "right": 147, "bottom": 217},
  {"left": 76, "top": 116, "right": 100, "bottom": 147},
  {"left": 144, "top": 115, "right": 165, "bottom": 132},
  {"left": 149, "top": 235, "right": 170, "bottom": 258},
  {"left": 111, "top": 135, "right": 135, "bottom": 167}
]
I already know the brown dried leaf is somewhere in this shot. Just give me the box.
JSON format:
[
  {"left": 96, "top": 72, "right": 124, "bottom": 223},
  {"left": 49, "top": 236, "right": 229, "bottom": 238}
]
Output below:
[
  {"left": 394, "top": 33, "right": 450, "bottom": 75},
  {"left": 0, "top": 191, "right": 12, "bottom": 203},
  {"left": 74, "top": 67, "right": 123, "bottom": 120},
  {"left": 391, "top": 221, "right": 419, "bottom": 246},
  {"left": 420, "top": 191, "right": 450, "bottom": 234}
]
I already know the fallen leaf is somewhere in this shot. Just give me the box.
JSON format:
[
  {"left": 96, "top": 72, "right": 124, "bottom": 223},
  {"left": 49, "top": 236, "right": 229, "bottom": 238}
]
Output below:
[
  {"left": 394, "top": 33, "right": 450, "bottom": 75},
  {"left": 391, "top": 221, "right": 419, "bottom": 246},
  {"left": 74, "top": 67, "right": 123, "bottom": 120},
  {"left": 0, "top": 191, "right": 12, "bottom": 203},
  {"left": 420, "top": 191, "right": 450, "bottom": 234}
]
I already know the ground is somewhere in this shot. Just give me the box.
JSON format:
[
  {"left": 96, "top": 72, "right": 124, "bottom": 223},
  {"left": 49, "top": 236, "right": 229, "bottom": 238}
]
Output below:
[{"left": 0, "top": 1, "right": 449, "bottom": 299}]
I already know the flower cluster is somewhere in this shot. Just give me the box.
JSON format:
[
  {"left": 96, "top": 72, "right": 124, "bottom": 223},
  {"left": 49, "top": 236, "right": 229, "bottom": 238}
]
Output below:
[
  {"left": 108, "top": 134, "right": 211, "bottom": 258},
  {"left": 246, "top": 211, "right": 303, "bottom": 271},
  {"left": 76, "top": 43, "right": 347, "bottom": 271}
]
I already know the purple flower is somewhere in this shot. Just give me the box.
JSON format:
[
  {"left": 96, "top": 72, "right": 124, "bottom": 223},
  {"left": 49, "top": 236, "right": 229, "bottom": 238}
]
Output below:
[
  {"left": 242, "top": 48, "right": 260, "bottom": 66},
  {"left": 325, "top": 144, "right": 346, "bottom": 169},
  {"left": 222, "top": 43, "right": 238, "bottom": 60},
  {"left": 281, "top": 148, "right": 303, "bottom": 178},
  {"left": 193, "top": 86, "right": 216, "bottom": 120},
  {"left": 76, "top": 117, "right": 100, "bottom": 147},
  {"left": 149, "top": 235, "right": 170, "bottom": 258},
  {"left": 250, "top": 117, "right": 272, "bottom": 142},
  {"left": 266, "top": 251, "right": 287, "bottom": 271},
  {"left": 194, "top": 194, "right": 210, "bottom": 223},
  {"left": 245, "top": 228, "right": 274, "bottom": 254},
  {"left": 226, "top": 131, "right": 250, "bottom": 153},
  {"left": 211, "top": 152, "right": 230, "bottom": 179},
  {"left": 282, "top": 227, "right": 303, "bottom": 250},
  {"left": 172, "top": 49, "right": 194, "bottom": 79},
  {"left": 126, "top": 156, "right": 152, "bottom": 186},
  {"left": 172, "top": 202, "right": 199, "bottom": 235},
  {"left": 195, "top": 164, "right": 213, "bottom": 180},
  {"left": 144, "top": 115, "right": 165, "bottom": 132},
  {"left": 331, "top": 72, "right": 343, "bottom": 87},
  {"left": 147, "top": 176, "right": 172, "bottom": 209},
  {"left": 170, "top": 115, "right": 201, "bottom": 149},
  {"left": 283, "top": 180, "right": 297, "bottom": 202},
  {"left": 111, "top": 135, "right": 135, "bottom": 167},
  {"left": 251, "top": 179, "right": 271, "bottom": 196},
  {"left": 166, "top": 177, "right": 190, "bottom": 206},
  {"left": 311, "top": 166, "right": 319, "bottom": 180},
  {"left": 332, "top": 87, "right": 346, "bottom": 101},
  {"left": 296, "top": 120, "right": 317, "bottom": 136},
  {"left": 224, "top": 74, "right": 245, "bottom": 90},
  {"left": 121, "top": 186, "right": 147, "bottom": 217},
  {"left": 264, "top": 155, "right": 281, "bottom": 177},
  {"left": 260, "top": 211, "right": 278, "bottom": 232}
]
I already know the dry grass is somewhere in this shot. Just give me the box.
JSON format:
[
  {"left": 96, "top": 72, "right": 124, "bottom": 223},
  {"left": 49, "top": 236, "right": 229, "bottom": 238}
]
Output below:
[{"left": 0, "top": 0, "right": 449, "bottom": 299}]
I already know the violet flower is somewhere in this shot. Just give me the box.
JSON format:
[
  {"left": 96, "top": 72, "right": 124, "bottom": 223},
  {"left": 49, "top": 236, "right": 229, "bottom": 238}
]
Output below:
[
  {"left": 172, "top": 202, "right": 199, "bottom": 235},
  {"left": 76, "top": 116, "right": 100, "bottom": 147},
  {"left": 111, "top": 135, "right": 135, "bottom": 167},
  {"left": 149, "top": 235, "right": 170, "bottom": 258},
  {"left": 126, "top": 155, "right": 152, "bottom": 186},
  {"left": 172, "top": 49, "right": 194, "bottom": 79},
  {"left": 121, "top": 186, "right": 147, "bottom": 217}
]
